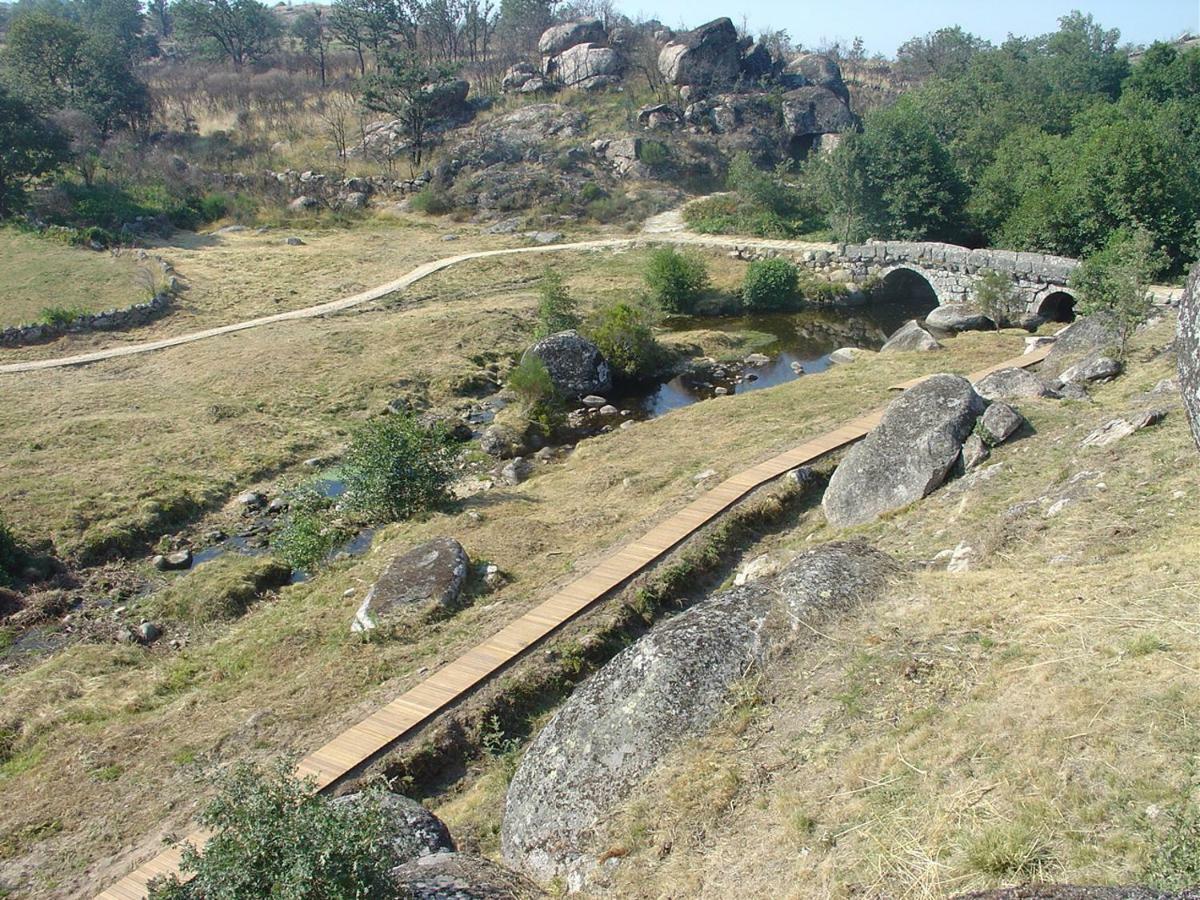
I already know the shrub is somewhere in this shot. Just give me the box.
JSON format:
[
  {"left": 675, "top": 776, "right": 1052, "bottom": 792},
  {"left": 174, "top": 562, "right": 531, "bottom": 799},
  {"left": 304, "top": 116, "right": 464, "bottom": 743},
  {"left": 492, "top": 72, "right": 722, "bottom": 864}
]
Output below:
[
  {"left": 644, "top": 248, "right": 709, "bottom": 314},
  {"left": 0, "top": 514, "right": 23, "bottom": 584},
  {"left": 409, "top": 186, "right": 452, "bottom": 215},
  {"left": 39, "top": 306, "right": 85, "bottom": 327},
  {"left": 974, "top": 269, "right": 1021, "bottom": 327},
  {"left": 1071, "top": 227, "right": 1166, "bottom": 357},
  {"left": 741, "top": 258, "right": 800, "bottom": 311},
  {"left": 270, "top": 486, "right": 351, "bottom": 571},
  {"left": 148, "top": 760, "right": 404, "bottom": 899},
  {"left": 584, "top": 300, "right": 664, "bottom": 382},
  {"left": 507, "top": 354, "right": 558, "bottom": 410},
  {"left": 340, "top": 414, "right": 458, "bottom": 523},
  {"left": 639, "top": 139, "right": 670, "bottom": 168},
  {"left": 533, "top": 268, "right": 581, "bottom": 338}
]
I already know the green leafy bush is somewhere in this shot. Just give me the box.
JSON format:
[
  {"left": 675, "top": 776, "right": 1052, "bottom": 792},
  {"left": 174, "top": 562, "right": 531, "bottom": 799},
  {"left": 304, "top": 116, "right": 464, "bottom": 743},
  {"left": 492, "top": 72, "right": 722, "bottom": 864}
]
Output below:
[
  {"left": 39, "top": 306, "right": 85, "bottom": 327},
  {"left": 533, "top": 268, "right": 581, "bottom": 338},
  {"left": 270, "top": 486, "right": 351, "bottom": 571},
  {"left": 644, "top": 248, "right": 709, "bottom": 314},
  {"left": 148, "top": 760, "right": 405, "bottom": 899},
  {"left": 639, "top": 140, "right": 670, "bottom": 168},
  {"left": 973, "top": 269, "right": 1020, "bottom": 327},
  {"left": 341, "top": 414, "right": 458, "bottom": 523},
  {"left": 1071, "top": 227, "right": 1166, "bottom": 356},
  {"left": 584, "top": 301, "right": 664, "bottom": 382},
  {"left": 409, "top": 186, "right": 453, "bottom": 215},
  {"left": 741, "top": 258, "right": 800, "bottom": 311}
]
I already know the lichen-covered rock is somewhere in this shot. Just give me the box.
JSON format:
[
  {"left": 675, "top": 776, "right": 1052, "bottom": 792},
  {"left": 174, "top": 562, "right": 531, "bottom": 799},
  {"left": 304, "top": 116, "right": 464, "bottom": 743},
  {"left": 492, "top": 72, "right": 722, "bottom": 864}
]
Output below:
[
  {"left": 823, "top": 374, "right": 985, "bottom": 527},
  {"left": 782, "top": 52, "right": 849, "bottom": 102},
  {"left": 975, "top": 367, "right": 1056, "bottom": 401},
  {"left": 657, "top": 17, "right": 741, "bottom": 90},
  {"left": 1042, "top": 316, "right": 1120, "bottom": 377},
  {"left": 961, "top": 433, "right": 990, "bottom": 470},
  {"left": 547, "top": 43, "right": 621, "bottom": 86},
  {"left": 522, "top": 330, "right": 612, "bottom": 399},
  {"left": 1179, "top": 261, "right": 1200, "bottom": 449},
  {"left": 333, "top": 792, "right": 454, "bottom": 861},
  {"left": 780, "top": 86, "right": 857, "bottom": 139},
  {"left": 538, "top": 19, "right": 606, "bottom": 56},
  {"left": 500, "top": 543, "right": 894, "bottom": 888},
  {"left": 421, "top": 79, "right": 470, "bottom": 117},
  {"left": 880, "top": 320, "right": 942, "bottom": 353},
  {"left": 925, "top": 303, "right": 995, "bottom": 333},
  {"left": 1060, "top": 353, "right": 1123, "bottom": 385},
  {"left": 392, "top": 852, "right": 547, "bottom": 899},
  {"left": 351, "top": 538, "right": 469, "bottom": 632},
  {"left": 978, "top": 401, "right": 1024, "bottom": 445}
]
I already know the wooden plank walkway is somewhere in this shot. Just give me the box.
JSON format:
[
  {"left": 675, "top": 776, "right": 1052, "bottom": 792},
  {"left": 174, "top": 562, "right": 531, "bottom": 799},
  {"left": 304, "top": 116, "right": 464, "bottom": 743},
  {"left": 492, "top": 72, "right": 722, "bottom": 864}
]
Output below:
[{"left": 94, "top": 346, "right": 1050, "bottom": 899}]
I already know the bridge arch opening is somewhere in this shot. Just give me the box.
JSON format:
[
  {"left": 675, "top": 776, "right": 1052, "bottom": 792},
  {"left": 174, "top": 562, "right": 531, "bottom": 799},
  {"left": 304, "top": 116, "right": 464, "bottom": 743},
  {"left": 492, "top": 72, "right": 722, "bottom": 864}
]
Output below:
[
  {"left": 873, "top": 268, "right": 940, "bottom": 317},
  {"left": 1036, "top": 291, "right": 1076, "bottom": 323}
]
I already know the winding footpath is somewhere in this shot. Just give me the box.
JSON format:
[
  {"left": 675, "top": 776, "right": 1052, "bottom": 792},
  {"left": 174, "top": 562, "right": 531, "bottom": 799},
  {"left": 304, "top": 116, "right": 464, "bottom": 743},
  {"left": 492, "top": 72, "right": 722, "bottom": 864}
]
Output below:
[{"left": 0, "top": 230, "right": 833, "bottom": 376}]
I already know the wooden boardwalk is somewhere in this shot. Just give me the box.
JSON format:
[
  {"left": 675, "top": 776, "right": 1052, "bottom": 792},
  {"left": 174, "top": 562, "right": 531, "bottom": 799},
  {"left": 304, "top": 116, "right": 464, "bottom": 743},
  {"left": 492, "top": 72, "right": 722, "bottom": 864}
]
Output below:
[{"left": 94, "top": 345, "right": 1051, "bottom": 899}]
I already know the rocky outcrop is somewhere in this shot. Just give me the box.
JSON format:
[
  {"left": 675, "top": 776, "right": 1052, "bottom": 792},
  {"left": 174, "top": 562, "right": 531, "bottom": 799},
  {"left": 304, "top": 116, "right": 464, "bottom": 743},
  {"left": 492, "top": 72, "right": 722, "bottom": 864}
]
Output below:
[
  {"left": 539, "top": 19, "right": 606, "bottom": 56},
  {"left": 333, "top": 792, "right": 454, "bottom": 861},
  {"left": 782, "top": 52, "right": 849, "bottom": 102},
  {"left": 975, "top": 367, "right": 1056, "bottom": 401},
  {"left": 501, "top": 61, "right": 548, "bottom": 94},
  {"left": 925, "top": 303, "right": 995, "bottom": 333},
  {"left": 1180, "top": 261, "right": 1200, "bottom": 448},
  {"left": 522, "top": 331, "right": 612, "bottom": 399},
  {"left": 501, "top": 543, "right": 894, "bottom": 888},
  {"left": 658, "top": 17, "right": 742, "bottom": 90},
  {"left": 422, "top": 79, "right": 470, "bottom": 117},
  {"left": 823, "top": 374, "right": 985, "bottom": 527},
  {"left": 880, "top": 320, "right": 942, "bottom": 353},
  {"left": 351, "top": 538, "right": 469, "bottom": 632},
  {"left": 547, "top": 43, "right": 621, "bottom": 88},
  {"left": 1060, "top": 354, "right": 1122, "bottom": 385},
  {"left": 393, "top": 852, "right": 548, "bottom": 899},
  {"left": 780, "top": 86, "right": 857, "bottom": 141}
]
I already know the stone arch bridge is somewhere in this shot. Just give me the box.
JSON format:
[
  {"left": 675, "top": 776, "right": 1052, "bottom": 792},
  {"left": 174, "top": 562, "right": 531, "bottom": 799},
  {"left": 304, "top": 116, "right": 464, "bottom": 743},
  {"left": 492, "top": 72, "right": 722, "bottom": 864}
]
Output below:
[{"left": 791, "top": 240, "right": 1082, "bottom": 321}]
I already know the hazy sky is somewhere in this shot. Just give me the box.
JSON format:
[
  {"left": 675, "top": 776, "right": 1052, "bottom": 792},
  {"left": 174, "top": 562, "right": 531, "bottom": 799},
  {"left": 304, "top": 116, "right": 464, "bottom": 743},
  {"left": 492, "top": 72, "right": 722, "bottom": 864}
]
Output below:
[{"left": 616, "top": 0, "right": 1200, "bottom": 56}]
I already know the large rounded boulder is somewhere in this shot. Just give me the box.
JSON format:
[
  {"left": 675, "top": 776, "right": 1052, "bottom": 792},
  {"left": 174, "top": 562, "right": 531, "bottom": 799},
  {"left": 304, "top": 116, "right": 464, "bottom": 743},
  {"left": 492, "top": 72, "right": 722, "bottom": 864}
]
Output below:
[
  {"left": 333, "top": 792, "right": 455, "bottom": 861},
  {"left": 1178, "top": 260, "right": 1200, "bottom": 449},
  {"left": 1041, "top": 315, "right": 1120, "bottom": 378},
  {"left": 782, "top": 52, "right": 849, "bottom": 102},
  {"left": 823, "top": 374, "right": 985, "bottom": 527},
  {"left": 351, "top": 538, "right": 469, "bottom": 632},
  {"left": 500, "top": 543, "right": 894, "bottom": 888},
  {"left": 521, "top": 330, "right": 612, "bottom": 399},
  {"left": 547, "top": 43, "right": 621, "bottom": 87},
  {"left": 538, "top": 19, "right": 606, "bottom": 56},
  {"left": 657, "top": 17, "right": 741, "bottom": 90}
]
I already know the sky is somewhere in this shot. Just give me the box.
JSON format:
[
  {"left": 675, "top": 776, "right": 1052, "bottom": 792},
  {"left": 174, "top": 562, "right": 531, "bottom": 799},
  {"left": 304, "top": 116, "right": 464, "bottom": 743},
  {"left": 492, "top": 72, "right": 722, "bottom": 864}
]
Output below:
[{"left": 615, "top": 0, "right": 1200, "bottom": 57}]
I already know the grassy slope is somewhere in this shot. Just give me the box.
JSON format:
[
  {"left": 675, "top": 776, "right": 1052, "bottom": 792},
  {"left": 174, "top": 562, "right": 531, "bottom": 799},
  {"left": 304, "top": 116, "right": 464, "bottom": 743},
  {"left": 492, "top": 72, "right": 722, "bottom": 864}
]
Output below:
[
  {"left": 437, "top": 318, "right": 1198, "bottom": 899},
  {"left": 0, "top": 318, "right": 1028, "bottom": 897},
  {"left": 0, "top": 230, "right": 147, "bottom": 328}
]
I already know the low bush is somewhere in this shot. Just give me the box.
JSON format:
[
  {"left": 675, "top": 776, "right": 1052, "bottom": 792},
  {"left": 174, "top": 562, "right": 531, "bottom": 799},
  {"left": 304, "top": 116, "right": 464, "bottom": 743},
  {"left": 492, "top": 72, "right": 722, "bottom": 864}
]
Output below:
[
  {"left": 639, "top": 139, "right": 670, "bottom": 168},
  {"left": 39, "top": 306, "right": 86, "bottom": 327},
  {"left": 584, "top": 300, "right": 665, "bottom": 383},
  {"left": 340, "top": 414, "right": 458, "bottom": 523},
  {"left": 534, "top": 268, "right": 581, "bottom": 338},
  {"left": 0, "top": 514, "right": 23, "bottom": 584},
  {"left": 409, "top": 186, "right": 453, "bottom": 215},
  {"left": 270, "top": 486, "right": 351, "bottom": 572},
  {"left": 644, "top": 248, "right": 708, "bottom": 314},
  {"left": 742, "top": 258, "right": 800, "bottom": 311},
  {"left": 148, "top": 760, "right": 405, "bottom": 899},
  {"left": 797, "top": 272, "right": 851, "bottom": 304}
]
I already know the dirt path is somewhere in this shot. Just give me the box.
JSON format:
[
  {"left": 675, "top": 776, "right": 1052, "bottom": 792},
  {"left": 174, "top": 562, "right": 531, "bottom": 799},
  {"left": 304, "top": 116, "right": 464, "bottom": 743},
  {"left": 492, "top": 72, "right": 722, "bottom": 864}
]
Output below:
[{"left": 0, "top": 230, "right": 838, "bottom": 376}]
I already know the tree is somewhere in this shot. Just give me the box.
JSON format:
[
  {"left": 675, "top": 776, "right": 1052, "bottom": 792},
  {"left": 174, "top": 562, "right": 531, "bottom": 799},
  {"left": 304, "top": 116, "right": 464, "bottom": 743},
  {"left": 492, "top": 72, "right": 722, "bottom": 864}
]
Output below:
[
  {"left": 329, "top": 0, "right": 413, "bottom": 75},
  {"left": 170, "top": 0, "right": 281, "bottom": 69},
  {"left": 1070, "top": 228, "right": 1166, "bottom": 357},
  {"left": 148, "top": 761, "right": 404, "bottom": 899},
  {"left": 807, "top": 134, "right": 873, "bottom": 242},
  {"left": 0, "top": 82, "right": 69, "bottom": 216},
  {"left": 973, "top": 269, "right": 1022, "bottom": 328},
  {"left": 1, "top": 12, "right": 150, "bottom": 132},
  {"left": 341, "top": 413, "right": 458, "bottom": 523},
  {"left": 292, "top": 8, "right": 329, "bottom": 86},
  {"left": 896, "top": 26, "right": 989, "bottom": 80},
  {"left": 533, "top": 268, "right": 580, "bottom": 337},
  {"left": 361, "top": 51, "right": 455, "bottom": 169}
]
